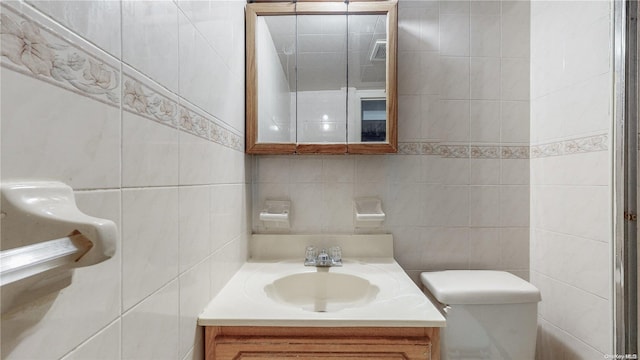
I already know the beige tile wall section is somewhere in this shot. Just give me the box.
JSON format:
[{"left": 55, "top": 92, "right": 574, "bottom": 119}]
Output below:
[
  {"left": 253, "top": 0, "right": 532, "bottom": 284},
  {"left": 530, "top": 0, "right": 613, "bottom": 358},
  {"left": 0, "top": 1, "right": 249, "bottom": 359}
]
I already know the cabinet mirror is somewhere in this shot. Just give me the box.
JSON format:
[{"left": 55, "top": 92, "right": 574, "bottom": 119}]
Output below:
[{"left": 246, "top": 1, "right": 397, "bottom": 154}]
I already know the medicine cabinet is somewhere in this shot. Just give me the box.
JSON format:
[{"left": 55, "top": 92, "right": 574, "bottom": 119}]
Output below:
[{"left": 245, "top": 1, "right": 398, "bottom": 154}]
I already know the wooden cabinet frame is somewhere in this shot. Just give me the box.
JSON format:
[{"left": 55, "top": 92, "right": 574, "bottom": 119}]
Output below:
[
  {"left": 205, "top": 326, "right": 439, "bottom": 359},
  {"left": 245, "top": 1, "right": 398, "bottom": 154}
]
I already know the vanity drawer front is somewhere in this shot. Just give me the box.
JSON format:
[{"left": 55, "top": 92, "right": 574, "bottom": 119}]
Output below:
[
  {"left": 215, "top": 337, "right": 431, "bottom": 360},
  {"left": 205, "top": 327, "right": 439, "bottom": 360}
]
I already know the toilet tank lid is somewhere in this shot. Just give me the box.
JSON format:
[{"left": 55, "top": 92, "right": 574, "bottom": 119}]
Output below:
[{"left": 420, "top": 270, "right": 541, "bottom": 305}]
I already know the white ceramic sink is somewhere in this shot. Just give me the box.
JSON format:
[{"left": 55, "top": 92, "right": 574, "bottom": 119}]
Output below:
[
  {"left": 264, "top": 271, "right": 379, "bottom": 312},
  {"left": 199, "top": 234, "right": 447, "bottom": 327}
]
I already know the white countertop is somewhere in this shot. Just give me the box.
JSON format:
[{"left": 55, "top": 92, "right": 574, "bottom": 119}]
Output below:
[{"left": 198, "top": 258, "right": 446, "bottom": 328}]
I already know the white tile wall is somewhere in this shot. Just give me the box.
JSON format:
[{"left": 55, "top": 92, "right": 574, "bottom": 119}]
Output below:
[
  {"left": 61, "top": 321, "right": 121, "bottom": 360},
  {"left": 254, "top": 0, "right": 531, "bottom": 279},
  {"left": 530, "top": 0, "right": 613, "bottom": 357},
  {"left": 27, "top": 0, "right": 122, "bottom": 58},
  {"left": 122, "top": 0, "right": 179, "bottom": 93},
  {"left": 0, "top": 1, "right": 249, "bottom": 359},
  {"left": 1, "top": 71, "right": 121, "bottom": 190},
  {"left": 122, "top": 280, "right": 180, "bottom": 360},
  {"left": 5, "top": 1, "right": 618, "bottom": 359}
]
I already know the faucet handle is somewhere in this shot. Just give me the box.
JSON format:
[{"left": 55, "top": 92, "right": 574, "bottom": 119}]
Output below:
[
  {"left": 304, "top": 246, "right": 317, "bottom": 266},
  {"left": 329, "top": 246, "right": 342, "bottom": 265}
]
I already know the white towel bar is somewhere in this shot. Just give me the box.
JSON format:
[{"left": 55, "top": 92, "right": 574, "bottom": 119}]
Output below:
[{"left": 0, "top": 232, "right": 92, "bottom": 286}]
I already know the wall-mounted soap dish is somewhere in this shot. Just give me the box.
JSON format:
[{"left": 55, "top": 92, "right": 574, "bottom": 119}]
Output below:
[
  {"left": 353, "top": 197, "right": 385, "bottom": 228},
  {"left": 259, "top": 200, "right": 290, "bottom": 230}
]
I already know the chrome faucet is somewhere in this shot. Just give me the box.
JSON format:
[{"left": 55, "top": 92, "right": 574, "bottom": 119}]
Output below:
[{"left": 304, "top": 246, "right": 342, "bottom": 267}]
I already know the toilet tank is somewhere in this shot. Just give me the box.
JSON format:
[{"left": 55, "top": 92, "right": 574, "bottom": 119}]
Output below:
[{"left": 421, "top": 271, "right": 541, "bottom": 360}]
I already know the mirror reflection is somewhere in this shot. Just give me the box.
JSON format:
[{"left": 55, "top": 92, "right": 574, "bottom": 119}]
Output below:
[
  {"left": 257, "top": 13, "right": 388, "bottom": 144},
  {"left": 297, "top": 15, "right": 347, "bottom": 143},
  {"left": 347, "top": 14, "right": 387, "bottom": 143},
  {"left": 257, "top": 15, "right": 296, "bottom": 143}
]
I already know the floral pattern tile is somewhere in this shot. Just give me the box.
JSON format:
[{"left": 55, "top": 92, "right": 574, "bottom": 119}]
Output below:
[
  {"left": 399, "top": 142, "right": 530, "bottom": 159},
  {"left": 0, "top": 4, "right": 120, "bottom": 106},
  {"left": 439, "top": 144, "right": 470, "bottom": 158},
  {"left": 122, "top": 74, "right": 179, "bottom": 128},
  {"left": 180, "top": 102, "right": 243, "bottom": 151},
  {"left": 501, "top": 146, "right": 529, "bottom": 159},
  {"left": 470, "top": 146, "right": 500, "bottom": 159},
  {"left": 122, "top": 71, "right": 243, "bottom": 152},
  {"left": 1, "top": 2, "right": 244, "bottom": 153},
  {"left": 531, "top": 134, "right": 608, "bottom": 158}
]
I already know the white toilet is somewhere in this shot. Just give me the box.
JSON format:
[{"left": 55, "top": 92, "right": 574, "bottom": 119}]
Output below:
[{"left": 420, "top": 270, "right": 541, "bottom": 360}]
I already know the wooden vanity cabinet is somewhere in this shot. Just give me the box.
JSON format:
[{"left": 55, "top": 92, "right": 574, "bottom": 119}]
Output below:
[{"left": 204, "top": 326, "right": 440, "bottom": 360}]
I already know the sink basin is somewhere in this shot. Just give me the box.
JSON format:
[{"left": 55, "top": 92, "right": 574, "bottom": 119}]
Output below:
[{"left": 264, "top": 271, "right": 379, "bottom": 312}]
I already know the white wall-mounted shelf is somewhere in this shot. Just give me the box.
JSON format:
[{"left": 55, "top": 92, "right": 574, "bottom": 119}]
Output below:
[
  {"left": 353, "top": 197, "right": 385, "bottom": 228},
  {"left": 259, "top": 200, "right": 290, "bottom": 230}
]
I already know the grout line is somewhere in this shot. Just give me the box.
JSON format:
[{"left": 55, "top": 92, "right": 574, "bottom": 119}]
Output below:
[{"left": 119, "top": 3, "right": 125, "bottom": 359}]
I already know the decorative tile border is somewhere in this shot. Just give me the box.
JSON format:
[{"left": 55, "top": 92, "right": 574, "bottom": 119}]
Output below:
[
  {"left": 400, "top": 135, "right": 607, "bottom": 160},
  {"left": 398, "top": 142, "right": 529, "bottom": 159},
  {"left": 501, "top": 146, "right": 530, "bottom": 159},
  {"left": 122, "top": 71, "right": 243, "bottom": 152},
  {"left": 0, "top": 4, "right": 120, "bottom": 107},
  {"left": 179, "top": 101, "right": 243, "bottom": 151},
  {"left": 1, "top": 2, "right": 244, "bottom": 152},
  {"left": 530, "top": 133, "right": 608, "bottom": 158},
  {"left": 122, "top": 73, "right": 179, "bottom": 128}
]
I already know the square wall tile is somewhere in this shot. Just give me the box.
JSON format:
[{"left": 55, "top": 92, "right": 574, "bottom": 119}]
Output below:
[
  {"left": 502, "top": 58, "right": 530, "bottom": 101},
  {"left": 420, "top": 227, "right": 470, "bottom": 269},
  {"left": 470, "top": 100, "right": 500, "bottom": 142},
  {"left": 322, "top": 182, "right": 354, "bottom": 232},
  {"left": 179, "top": 186, "right": 211, "bottom": 272},
  {"left": 289, "top": 183, "right": 323, "bottom": 233},
  {"left": 424, "top": 185, "right": 470, "bottom": 227},
  {"left": 470, "top": 57, "right": 501, "bottom": 100},
  {"left": 211, "top": 184, "right": 244, "bottom": 251},
  {"left": 470, "top": 15, "right": 501, "bottom": 57},
  {"left": 122, "top": 0, "right": 179, "bottom": 92},
  {"left": 178, "top": 260, "right": 210, "bottom": 358},
  {"left": 470, "top": 1, "right": 500, "bottom": 15},
  {"left": 439, "top": 100, "right": 470, "bottom": 142},
  {"left": 470, "top": 159, "right": 501, "bottom": 185},
  {"left": 61, "top": 320, "right": 121, "bottom": 360},
  {"left": 392, "top": 226, "right": 424, "bottom": 270},
  {"left": 500, "top": 185, "right": 529, "bottom": 227},
  {"left": 179, "top": 131, "right": 214, "bottom": 185},
  {"left": 439, "top": 57, "right": 470, "bottom": 100},
  {"left": 469, "top": 186, "right": 501, "bottom": 227},
  {"left": 1, "top": 70, "right": 120, "bottom": 190},
  {"left": 501, "top": 159, "right": 529, "bottom": 185},
  {"left": 469, "top": 227, "right": 501, "bottom": 269},
  {"left": 440, "top": 14, "right": 470, "bottom": 56},
  {"left": 122, "top": 280, "right": 179, "bottom": 360},
  {"left": 501, "top": 101, "right": 529, "bottom": 143},
  {"left": 439, "top": 0, "right": 470, "bottom": 15},
  {"left": 502, "top": 1, "right": 530, "bottom": 58},
  {"left": 122, "top": 188, "right": 179, "bottom": 310},
  {"left": 322, "top": 157, "right": 355, "bottom": 183},
  {"left": 386, "top": 183, "right": 424, "bottom": 226},
  {"left": 122, "top": 112, "right": 179, "bottom": 187},
  {"left": 291, "top": 156, "right": 323, "bottom": 183},
  {"left": 179, "top": 12, "right": 232, "bottom": 123}
]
